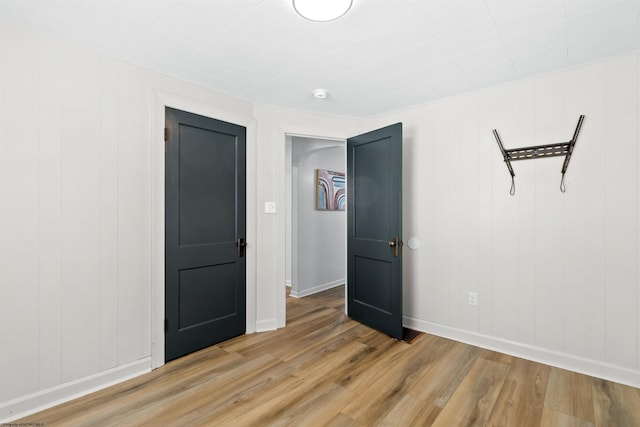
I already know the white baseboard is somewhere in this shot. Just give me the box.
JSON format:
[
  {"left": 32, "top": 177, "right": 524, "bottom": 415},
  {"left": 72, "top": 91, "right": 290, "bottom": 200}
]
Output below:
[
  {"left": 0, "top": 357, "right": 152, "bottom": 423},
  {"left": 404, "top": 316, "right": 640, "bottom": 389},
  {"left": 285, "top": 280, "right": 292, "bottom": 287},
  {"left": 256, "top": 319, "right": 277, "bottom": 332},
  {"left": 290, "top": 279, "right": 343, "bottom": 298}
]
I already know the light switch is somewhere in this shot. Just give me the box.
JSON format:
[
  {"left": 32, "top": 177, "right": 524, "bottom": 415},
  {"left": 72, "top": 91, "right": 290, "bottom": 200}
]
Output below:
[{"left": 264, "top": 201, "right": 276, "bottom": 214}]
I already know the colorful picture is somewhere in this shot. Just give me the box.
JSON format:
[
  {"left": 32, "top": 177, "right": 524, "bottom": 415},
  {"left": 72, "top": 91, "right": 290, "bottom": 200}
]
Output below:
[{"left": 316, "top": 169, "right": 345, "bottom": 211}]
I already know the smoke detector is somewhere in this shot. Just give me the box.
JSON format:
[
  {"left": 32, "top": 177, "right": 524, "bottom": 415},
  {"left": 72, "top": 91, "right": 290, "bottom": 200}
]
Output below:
[{"left": 313, "top": 88, "right": 328, "bottom": 99}]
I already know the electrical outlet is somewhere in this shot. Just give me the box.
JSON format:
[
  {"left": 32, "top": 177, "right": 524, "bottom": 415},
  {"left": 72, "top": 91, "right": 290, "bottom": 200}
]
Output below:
[{"left": 468, "top": 292, "right": 478, "bottom": 306}]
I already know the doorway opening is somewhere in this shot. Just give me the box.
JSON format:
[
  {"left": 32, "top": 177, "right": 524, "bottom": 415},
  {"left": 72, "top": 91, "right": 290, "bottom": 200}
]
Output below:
[{"left": 285, "top": 135, "right": 347, "bottom": 313}]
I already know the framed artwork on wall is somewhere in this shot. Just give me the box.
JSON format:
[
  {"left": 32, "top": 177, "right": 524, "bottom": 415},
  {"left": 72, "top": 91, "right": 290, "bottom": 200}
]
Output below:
[{"left": 316, "top": 169, "right": 345, "bottom": 211}]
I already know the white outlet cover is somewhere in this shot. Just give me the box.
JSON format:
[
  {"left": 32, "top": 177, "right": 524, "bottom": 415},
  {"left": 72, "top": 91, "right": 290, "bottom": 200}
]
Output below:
[{"left": 468, "top": 292, "right": 478, "bottom": 306}]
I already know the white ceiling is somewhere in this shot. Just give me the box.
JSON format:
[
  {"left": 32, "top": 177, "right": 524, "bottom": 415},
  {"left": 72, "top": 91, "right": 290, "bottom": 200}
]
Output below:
[{"left": 2, "top": 0, "right": 640, "bottom": 117}]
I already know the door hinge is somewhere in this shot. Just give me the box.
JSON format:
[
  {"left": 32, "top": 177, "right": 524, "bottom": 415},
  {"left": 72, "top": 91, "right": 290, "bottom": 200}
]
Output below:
[
  {"left": 164, "top": 127, "right": 169, "bottom": 141},
  {"left": 164, "top": 319, "right": 168, "bottom": 332}
]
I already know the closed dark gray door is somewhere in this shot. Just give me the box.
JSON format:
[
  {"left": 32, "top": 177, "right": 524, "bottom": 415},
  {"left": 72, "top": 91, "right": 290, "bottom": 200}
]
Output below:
[
  {"left": 347, "top": 123, "right": 403, "bottom": 339},
  {"left": 165, "top": 107, "right": 246, "bottom": 362}
]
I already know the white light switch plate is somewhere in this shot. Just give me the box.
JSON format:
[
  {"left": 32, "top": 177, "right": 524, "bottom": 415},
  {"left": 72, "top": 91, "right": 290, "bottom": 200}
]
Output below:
[{"left": 264, "top": 201, "right": 276, "bottom": 214}]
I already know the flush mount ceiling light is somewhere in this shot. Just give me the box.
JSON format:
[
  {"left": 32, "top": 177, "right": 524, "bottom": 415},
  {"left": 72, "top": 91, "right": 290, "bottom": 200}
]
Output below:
[
  {"left": 313, "top": 88, "right": 328, "bottom": 99},
  {"left": 293, "top": 0, "right": 353, "bottom": 22}
]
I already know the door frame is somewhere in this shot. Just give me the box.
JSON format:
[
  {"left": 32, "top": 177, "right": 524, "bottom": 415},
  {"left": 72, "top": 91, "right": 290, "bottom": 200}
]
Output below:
[
  {"left": 286, "top": 135, "right": 347, "bottom": 300},
  {"left": 278, "top": 125, "right": 356, "bottom": 327},
  {"left": 151, "top": 91, "right": 257, "bottom": 369}
]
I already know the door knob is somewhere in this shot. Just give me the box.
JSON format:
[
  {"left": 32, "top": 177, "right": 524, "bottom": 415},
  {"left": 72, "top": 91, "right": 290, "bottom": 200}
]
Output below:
[{"left": 389, "top": 237, "right": 399, "bottom": 257}]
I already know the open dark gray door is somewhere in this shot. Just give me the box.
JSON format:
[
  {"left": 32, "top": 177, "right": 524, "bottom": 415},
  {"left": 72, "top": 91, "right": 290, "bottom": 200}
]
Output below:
[
  {"left": 165, "top": 107, "right": 246, "bottom": 362},
  {"left": 347, "top": 123, "right": 403, "bottom": 339}
]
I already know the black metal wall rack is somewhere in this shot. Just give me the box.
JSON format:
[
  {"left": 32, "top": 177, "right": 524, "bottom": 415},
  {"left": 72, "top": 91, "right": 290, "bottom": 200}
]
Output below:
[{"left": 492, "top": 115, "right": 585, "bottom": 195}]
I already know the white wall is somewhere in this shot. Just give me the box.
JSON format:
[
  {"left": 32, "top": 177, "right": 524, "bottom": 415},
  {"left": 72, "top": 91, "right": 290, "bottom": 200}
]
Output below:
[
  {"left": 0, "top": 17, "right": 362, "bottom": 417},
  {"left": 253, "top": 105, "right": 362, "bottom": 331},
  {"left": 0, "top": 19, "right": 260, "bottom": 420},
  {"left": 364, "top": 52, "right": 640, "bottom": 387},
  {"left": 1, "top": 20, "right": 152, "bottom": 414},
  {"left": 290, "top": 138, "right": 345, "bottom": 297}
]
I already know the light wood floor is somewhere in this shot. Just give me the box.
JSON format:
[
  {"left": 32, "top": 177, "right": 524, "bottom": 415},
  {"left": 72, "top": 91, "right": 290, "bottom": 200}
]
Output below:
[{"left": 19, "top": 285, "right": 640, "bottom": 426}]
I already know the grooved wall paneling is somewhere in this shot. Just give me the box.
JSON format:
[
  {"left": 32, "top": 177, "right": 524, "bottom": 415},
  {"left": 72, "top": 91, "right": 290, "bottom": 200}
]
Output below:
[
  {"left": 0, "top": 19, "right": 40, "bottom": 403},
  {"left": 0, "top": 20, "right": 252, "bottom": 409},
  {"left": 364, "top": 50, "right": 640, "bottom": 379}
]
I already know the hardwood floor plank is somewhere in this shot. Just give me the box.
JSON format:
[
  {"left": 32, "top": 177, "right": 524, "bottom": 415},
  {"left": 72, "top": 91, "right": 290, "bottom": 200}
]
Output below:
[
  {"left": 592, "top": 378, "right": 640, "bottom": 427},
  {"left": 431, "top": 358, "right": 510, "bottom": 426},
  {"left": 408, "top": 340, "right": 483, "bottom": 405},
  {"left": 486, "top": 357, "right": 549, "bottom": 427},
  {"left": 541, "top": 407, "right": 595, "bottom": 427},
  {"left": 280, "top": 315, "right": 361, "bottom": 363},
  {"left": 326, "top": 412, "right": 361, "bottom": 427},
  {"left": 483, "top": 349, "right": 517, "bottom": 365},
  {"left": 111, "top": 353, "right": 289, "bottom": 426},
  {"left": 340, "top": 339, "right": 435, "bottom": 423},
  {"left": 378, "top": 394, "right": 441, "bottom": 426},
  {"left": 19, "top": 346, "right": 246, "bottom": 426},
  {"left": 545, "top": 367, "right": 596, "bottom": 423},
  {"left": 228, "top": 308, "right": 340, "bottom": 359},
  {"left": 290, "top": 339, "right": 369, "bottom": 380},
  {"left": 16, "top": 285, "right": 640, "bottom": 426},
  {"left": 210, "top": 372, "right": 335, "bottom": 426},
  {"left": 336, "top": 338, "right": 410, "bottom": 395},
  {"left": 352, "top": 325, "right": 399, "bottom": 348},
  {"left": 323, "top": 333, "right": 400, "bottom": 389},
  {"left": 277, "top": 385, "right": 356, "bottom": 427},
  {"left": 186, "top": 374, "right": 308, "bottom": 426},
  {"left": 303, "top": 285, "right": 345, "bottom": 310}
]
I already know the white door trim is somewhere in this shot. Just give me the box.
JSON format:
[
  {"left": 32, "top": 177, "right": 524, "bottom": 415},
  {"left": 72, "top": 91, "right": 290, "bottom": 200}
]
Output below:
[
  {"left": 277, "top": 124, "right": 353, "bottom": 328},
  {"left": 151, "top": 91, "right": 257, "bottom": 369}
]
